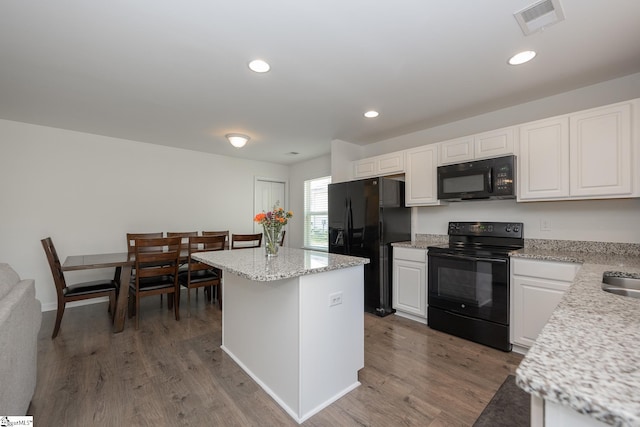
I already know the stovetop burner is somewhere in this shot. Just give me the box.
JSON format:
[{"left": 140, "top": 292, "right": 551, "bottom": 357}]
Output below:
[{"left": 428, "top": 221, "right": 524, "bottom": 256}]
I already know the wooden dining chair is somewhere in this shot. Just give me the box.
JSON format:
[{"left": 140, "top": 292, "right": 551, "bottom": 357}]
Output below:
[
  {"left": 178, "top": 235, "right": 226, "bottom": 316},
  {"left": 279, "top": 230, "right": 286, "bottom": 247},
  {"left": 167, "top": 231, "right": 198, "bottom": 267},
  {"left": 126, "top": 232, "right": 164, "bottom": 254},
  {"left": 128, "top": 236, "right": 181, "bottom": 330},
  {"left": 126, "top": 232, "right": 165, "bottom": 305},
  {"left": 41, "top": 237, "right": 117, "bottom": 339},
  {"left": 202, "top": 230, "right": 229, "bottom": 249},
  {"left": 167, "top": 231, "right": 198, "bottom": 248},
  {"left": 231, "top": 233, "right": 263, "bottom": 249}
]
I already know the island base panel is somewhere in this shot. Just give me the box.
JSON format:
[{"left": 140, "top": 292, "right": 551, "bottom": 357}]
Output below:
[{"left": 221, "top": 265, "right": 364, "bottom": 423}]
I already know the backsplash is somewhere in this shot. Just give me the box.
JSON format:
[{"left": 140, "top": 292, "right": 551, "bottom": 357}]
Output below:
[
  {"left": 414, "top": 234, "right": 448, "bottom": 244},
  {"left": 524, "top": 238, "right": 640, "bottom": 256}
]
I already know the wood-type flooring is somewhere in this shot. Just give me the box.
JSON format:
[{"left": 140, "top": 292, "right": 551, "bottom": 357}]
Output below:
[{"left": 29, "top": 293, "right": 523, "bottom": 426}]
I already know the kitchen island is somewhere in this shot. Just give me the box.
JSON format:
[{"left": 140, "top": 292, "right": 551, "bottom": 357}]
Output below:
[
  {"left": 512, "top": 244, "right": 640, "bottom": 427},
  {"left": 193, "top": 247, "right": 369, "bottom": 424}
]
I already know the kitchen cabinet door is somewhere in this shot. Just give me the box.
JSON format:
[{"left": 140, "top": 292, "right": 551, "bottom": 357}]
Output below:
[
  {"left": 510, "top": 258, "right": 580, "bottom": 350},
  {"left": 439, "top": 136, "right": 474, "bottom": 165},
  {"left": 393, "top": 247, "right": 427, "bottom": 323},
  {"left": 405, "top": 145, "right": 442, "bottom": 206},
  {"left": 474, "top": 127, "right": 515, "bottom": 160},
  {"left": 518, "top": 117, "right": 570, "bottom": 201},
  {"left": 569, "top": 102, "right": 632, "bottom": 197},
  {"left": 377, "top": 152, "right": 405, "bottom": 176},
  {"left": 352, "top": 152, "right": 405, "bottom": 179},
  {"left": 352, "top": 158, "right": 377, "bottom": 178},
  {"left": 511, "top": 276, "right": 569, "bottom": 348}
]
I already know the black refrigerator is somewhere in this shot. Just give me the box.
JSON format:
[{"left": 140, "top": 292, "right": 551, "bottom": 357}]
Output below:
[{"left": 328, "top": 177, "right": 411, "bottom": 316}]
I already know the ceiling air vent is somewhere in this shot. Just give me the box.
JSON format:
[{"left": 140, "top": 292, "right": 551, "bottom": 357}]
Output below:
[{"left": 514, "top": 0, "right": 565, "bottom": 36}]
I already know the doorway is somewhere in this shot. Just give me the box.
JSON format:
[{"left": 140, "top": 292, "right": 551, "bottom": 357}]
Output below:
[{"left": 254, "top": 177, "right": 288, "bottom": 242}]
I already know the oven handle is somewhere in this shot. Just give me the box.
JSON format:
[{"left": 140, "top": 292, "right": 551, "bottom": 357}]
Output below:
[{"left": 428, "top": 252, "right": 507, "bottom": 264}]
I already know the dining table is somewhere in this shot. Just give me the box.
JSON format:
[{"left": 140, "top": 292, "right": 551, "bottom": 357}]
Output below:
[
  {"left": 62, "top": 252, "right": 134, "bottom": 333},
  {"left": 62, "top": 248, "right": 193, "bottom": 332}
]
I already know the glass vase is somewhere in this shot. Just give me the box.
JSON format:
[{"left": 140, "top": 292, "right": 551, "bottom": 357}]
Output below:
[{"left": 263, "top": 225, "right": 281, "bottom": 257}]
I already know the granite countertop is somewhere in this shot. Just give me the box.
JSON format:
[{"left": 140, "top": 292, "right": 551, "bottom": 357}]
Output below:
[
  {"left": 513, "top": 243, "right": 640, "bottom": 426},
  {"left": 193, "top": 247, "right": 369, "bottom": 282},
  {"left": 391, "top": 234, "right": 448, "bottom": 249}
]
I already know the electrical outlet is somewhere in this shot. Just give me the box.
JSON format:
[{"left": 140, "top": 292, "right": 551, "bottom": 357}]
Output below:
[
  {"left": 540, "top": 219, "right": 552, "bottom": 231},
  {"left": 329, "top": 292, "right": 343, "bottom": 307}
]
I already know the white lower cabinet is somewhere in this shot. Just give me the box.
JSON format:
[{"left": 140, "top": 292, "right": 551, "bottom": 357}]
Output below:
[
  {"left": 511, "top": 258, "right": 580, "bottom": 350},
  {"left": 392, "top": 247, "right": 427, "bottom": 323}
]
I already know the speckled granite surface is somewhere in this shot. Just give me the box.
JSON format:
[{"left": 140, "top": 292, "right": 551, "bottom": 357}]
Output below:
[
  {"left": 514, "top": 244, "right": 640, "bottom": 426},
  {"left": 391, "top": 234, "right": 447, "bottom": 249},
  {"left": 193, "top": 247, "right": 369, "bottom": 282},
  {"left": 524, "top": 238, "right": 640, "bottom": 256},
  {"left": 511, "top": 239, "right": 640, "bottom": 267}
]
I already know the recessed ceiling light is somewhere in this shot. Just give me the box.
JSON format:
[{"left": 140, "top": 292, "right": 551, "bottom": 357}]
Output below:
[
  {"left": 364, "top": 110, "right": 379, "bottom": 118},
  {"left": 508, "top": 50, "right": 537, "bottom": 65},
  {"left": 248, "top": 59, "right": 270, "bottom": 73}
]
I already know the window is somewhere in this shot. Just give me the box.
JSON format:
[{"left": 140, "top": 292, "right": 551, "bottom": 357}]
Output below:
[{"left": 304, "top": 176, "right": 331, "bottom": 250}]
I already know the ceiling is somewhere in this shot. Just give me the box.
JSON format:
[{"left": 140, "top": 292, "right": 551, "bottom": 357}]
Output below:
[{"left": 1, "top": 1, "right": 640, "bottom": 165}]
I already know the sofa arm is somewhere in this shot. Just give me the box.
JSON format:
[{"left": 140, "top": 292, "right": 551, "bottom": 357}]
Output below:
[{"left": 0, "top": 278, "right": 42, "bottom": 415}]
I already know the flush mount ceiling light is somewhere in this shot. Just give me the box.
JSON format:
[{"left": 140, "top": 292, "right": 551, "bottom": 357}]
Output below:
[
  {"left": 248, "top": 59, "right": 270, "bottom": 73},
  {"left": 364, "top": 110, "right": 379, "bottom": 118},
  {"left": 508, "top": 50, "right": 537, "bottom": 65},
  {"left": 226, "top": 133, "right": 250, "bottom": 148}
]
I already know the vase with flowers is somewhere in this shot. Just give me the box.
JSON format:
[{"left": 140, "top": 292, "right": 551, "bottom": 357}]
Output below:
[{"left": 254, "top": 203, "right": 293, "bottom": 256}]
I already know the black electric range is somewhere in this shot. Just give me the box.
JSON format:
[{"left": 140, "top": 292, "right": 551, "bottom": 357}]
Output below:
[{"left": 427, "top": 221, "right": 524, "bottom": 351}]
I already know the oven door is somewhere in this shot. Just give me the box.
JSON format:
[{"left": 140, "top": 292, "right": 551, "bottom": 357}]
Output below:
[{"left": 428, "top": 251, "right": 509, "bottom": 324}]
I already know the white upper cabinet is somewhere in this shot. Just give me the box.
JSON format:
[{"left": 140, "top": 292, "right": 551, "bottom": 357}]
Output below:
[
  {"left": 518, "top": 117, "right": 570, "bottom": 200},
  {"left": 569, "top": 103, "right": 632, "bottom": 197},
  {"left": 439, "top": 136, "right": 474, "bottom": 165},
  {"left": 405, "top": 144, "right": 442, "bottom": 206},
  {"left": 353, "top": 158, "right": 376, "bottom": 178},
  {"left": 474, "top": 127, "right": 515, "bottom": 160},
  {"left": 352, "top": 151, "right": 405, "bottom": 179},
  {"left": 518, "top": 99, "right": 638, "bottom": 201},
  {"left": 439, "top": 127, "right": 515, "bottom": 165}
]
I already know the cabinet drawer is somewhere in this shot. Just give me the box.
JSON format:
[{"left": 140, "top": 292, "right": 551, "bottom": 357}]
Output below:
[
  {"left": 512, "top": 258, "right": 579, "bottom": 282},
  {"left": 393, "top": 247, "right": 426, "bottom": 263}
]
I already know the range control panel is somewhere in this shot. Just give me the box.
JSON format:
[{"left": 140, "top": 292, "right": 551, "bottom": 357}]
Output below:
[{"left": 448, "top": 221, "right": 523, "bottom": 239}]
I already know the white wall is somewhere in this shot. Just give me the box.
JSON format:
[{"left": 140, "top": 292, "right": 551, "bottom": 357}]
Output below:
[
  {"left": 330, "top": 139, "right": 363, "bottom": 183},
  {"left": 0, "top": 119, "right": 289, "bottom": 310},
  {"left": 413, "top": 198, "right": 640, "bottom": 243},
  {"left": 288, "top": 155, "right": 331, "bottom": 249}
]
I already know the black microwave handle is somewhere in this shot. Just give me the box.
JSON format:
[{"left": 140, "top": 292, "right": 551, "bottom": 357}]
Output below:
[
  {"left": 429, "top": 252, "right": 507, "bottom": 264},
  {"left": 486, "top": 168, "right": 493, "bottom": 193}
]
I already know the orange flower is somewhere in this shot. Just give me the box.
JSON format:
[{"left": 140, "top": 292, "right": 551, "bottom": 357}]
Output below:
[{"left": 254, "top": 213, "right": 266, "bottom": 222}]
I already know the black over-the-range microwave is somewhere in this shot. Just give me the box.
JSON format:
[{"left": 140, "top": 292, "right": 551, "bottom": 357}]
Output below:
[{"left": 437, "top": 155, "right": 516, "bottom": 201}]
